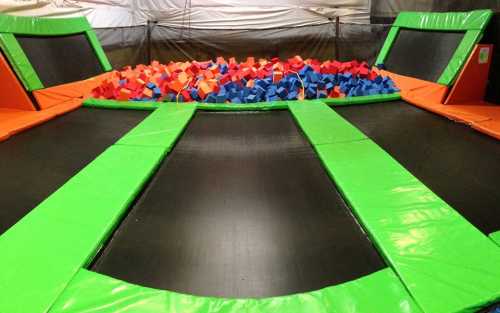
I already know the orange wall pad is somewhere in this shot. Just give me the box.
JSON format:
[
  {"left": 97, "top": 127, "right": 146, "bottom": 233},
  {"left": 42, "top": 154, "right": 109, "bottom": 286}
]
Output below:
[
  {"left": 33, "top": 72, "right": 111, "bottom": 110},
  {"left": 0, "top": 53, "right": 36, "bottom": 111},
  {"left": 445, "top": 45, "right": 493, "bottom": 105}
]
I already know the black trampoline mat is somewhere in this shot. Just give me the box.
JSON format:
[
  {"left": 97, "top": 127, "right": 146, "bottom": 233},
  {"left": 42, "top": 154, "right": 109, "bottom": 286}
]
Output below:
[
  {"left": 16, "top": 33, "right": 104, "bottom": 87},
  {"left": 0, "top": 108, "right": 148, "bottom": 235},
  {"left": 334, "top": 101, "right": 500, "bottom": 235},
  {"left": 92, "top": 111, "right": 385, "bottom": 298},
  {"left": 384, "top": 29, "right": 465, "bottom": 82}
]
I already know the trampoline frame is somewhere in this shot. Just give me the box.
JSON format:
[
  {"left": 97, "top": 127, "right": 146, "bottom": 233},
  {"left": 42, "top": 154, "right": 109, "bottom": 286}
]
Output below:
[
  {"left": 0, "top": 14, "right": 111, "bottom": 91},
  {"left": 375, "top": 10, "right": 492, "bottom": 85},
  {"left": 2, "top": 101, "right": 500, "bottom": 313}
]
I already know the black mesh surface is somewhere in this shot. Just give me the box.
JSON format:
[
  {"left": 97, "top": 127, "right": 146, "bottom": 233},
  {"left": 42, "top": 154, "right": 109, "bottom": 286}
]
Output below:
[
  {"left": 92, "top": 111, "right": 385, "bottom": 298},
  {"left": 335, "top": 101, "right": 500, "bottom": 235},
  {"left": 0, "top": 108, "right": 148, "bottom": 235},
  {"left": 16, "top": 33, "right": 104, "bottom": 87},
  {"left": 384, "top": 29, "right": 465, "bottom": 82}
]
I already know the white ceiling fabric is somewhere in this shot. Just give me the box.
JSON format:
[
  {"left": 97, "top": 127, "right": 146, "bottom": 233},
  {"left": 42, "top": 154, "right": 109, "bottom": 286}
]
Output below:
[{"left": 0, "top": 0, "right": 370, "bottom": 28}]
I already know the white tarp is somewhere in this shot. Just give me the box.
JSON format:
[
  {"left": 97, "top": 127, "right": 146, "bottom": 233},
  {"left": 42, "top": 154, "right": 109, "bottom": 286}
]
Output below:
[{"left": 0, "top": 0, "right": 370, "bottom": 28}]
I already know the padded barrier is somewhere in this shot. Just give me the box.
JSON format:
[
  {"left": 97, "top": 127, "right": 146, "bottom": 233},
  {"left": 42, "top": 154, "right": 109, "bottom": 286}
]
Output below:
[
  {"left": 376, "top": 10, "right": 493, "bottom": 85},
  {"left": 84, "top": 98, "right": 161, "bottom": 110},
  {"left": 49, "top": 268, "right": 422, "bottom": 313},
  {"left": 196, "top": 101, "right": 288, "bottom": 111},
  {"left": 115, "top": 104, "right": 196, "bottom": 151},
  {"left": 0, "top": 105, "right": 195, "bottom": 313},
  {"left": 288, "top": 100, "right": 500, "bottom": 313},
  {"left": 0, "top": 14, "right": 111, "bottom": 91},
  {"left": 322, "top": 93, "right": 400, "bottom": 106},
  {"left": 0, "top": 14, "right": 91, "bottom": 36},
  {"left": 83, "top": 93, "right": 401, "bottom": 112},
  {"left": 85, "top": 30, "right": 112, "bottom": 72},
  {"left": 288, "top": 100, "right": 367, "bottom": 145}
]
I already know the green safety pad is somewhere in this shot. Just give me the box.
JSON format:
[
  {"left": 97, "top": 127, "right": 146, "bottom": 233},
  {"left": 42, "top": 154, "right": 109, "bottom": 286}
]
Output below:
[
  {"left": 490, "top": 231, "right": 500, "bottom": 247},
  {"left": 393, "top": 10, "right": 492, "bottom": 31},
  {"left": 288, "top": 100, "right": 366, "bottom": 145},
  {"left": 0, "top": 144, "right": 167, "bottom": 313},
  {"left": 315, "top": 138, "right": 500, "bottom": 313},
  {"left": 197, "top": 101, "right": 288, "bottom": 111},
  {"left": 375, "top": 27, "right": 400, "bottom": 66},
  {"left": 0, "top": 14, "right": 91, "bottom": 35},
  {"left": 439, "top": 29, "right": 483, "bottom": 85},
  {"left": 84, "top": 97, "right": 401, "bottom": 112},
  {"left": 84, "top": 98, "right": 161, "bottom": 110},
  {"left": 375, "top": 10, "right": 493, "bottom": 86},
  {"left": 86, "top": 30, "right": 112, "bottom": 71},
  {"left": 83, "top": 100, "right": 288, "bottom": 111},
  {"left": 0, "top": 33, "right": 43, "bottom": 90},
  {"left": 50, "top": 268, "right": 422, "bottom": 313},
  {"left": 323, "top": 93, "right": 401, "bottom": 106},
  {"left": 116, "top": 103, "right": 196, "bottom": 150}
]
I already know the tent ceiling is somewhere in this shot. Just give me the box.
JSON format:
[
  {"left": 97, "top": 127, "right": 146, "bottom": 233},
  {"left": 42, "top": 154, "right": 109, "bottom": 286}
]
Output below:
[{"left": 0, "top": 0, "right": 369, "bottom": 28}]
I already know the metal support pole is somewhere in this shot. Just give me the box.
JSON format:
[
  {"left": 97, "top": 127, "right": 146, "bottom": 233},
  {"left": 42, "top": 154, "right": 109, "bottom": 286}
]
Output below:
[
  {"left": 335, "top": 16, "right": 340, "bottom": 61},
  {"left": 146, "top": 20, "right": 157, "bottom": 64}
]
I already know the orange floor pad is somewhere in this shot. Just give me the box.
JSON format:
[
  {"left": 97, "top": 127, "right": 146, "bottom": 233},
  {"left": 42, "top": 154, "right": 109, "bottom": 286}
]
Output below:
[
  {"left": 378, "top": 68, "right": 500, "bottom": 140},
  {"left": 379, "top": 69, "right": 448, "bottom": 103},
  {"left": 0, "top": 99, "right": 82, "bottom": 142},
  {"left": 0, "top": 109, "right": 52, "bottom": 141},
  {"left": 0, "top": 71, "right": 109, "bottom": 142},
  {"left": 33, "top": 72, "right": 111, "bottom": 110}
]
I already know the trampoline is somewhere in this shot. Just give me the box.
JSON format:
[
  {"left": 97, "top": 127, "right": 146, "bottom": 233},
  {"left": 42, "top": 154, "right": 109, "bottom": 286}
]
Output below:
[
  {"left": 0, "top": 108, "right": 148, "bottom": 234},
  {"left": 92, "top": 110, "right": 384, "bottom": 298},
  {"left": 351, "top": 10, "right": 500, "bottom": 238},
  {"left": 383, "top": 29, "right": 465, "bottom": 82},
  {"left": 335, "top": 101, "right": 500, "bottom": 235},
  {"left": 0, "top": 17, "right": 149, "bottom": 234},
  {"left": 16, "top": 33, "right": 104, "bottom": 88},
  {"left": 0, "top": 9, "right": 499, "bottom": 313}
]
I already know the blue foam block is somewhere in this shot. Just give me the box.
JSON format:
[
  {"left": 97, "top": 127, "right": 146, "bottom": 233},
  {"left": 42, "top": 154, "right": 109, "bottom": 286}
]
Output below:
[
  {"left": 325, "top": 82, "right": 335, "bottom": 91},
  {"left": 299, "top": 65, "right": 313, "bottom": 76},
  {"left": 153, "top": 87, "right": 162, "bottom": 97},
  {"left": 206, "top": 93, "right": 216, "bottom": 103},
  {"left": 190, "top": 89, "right": 200, "bottom": 100},
  {"left": 277, "top": 87, "right": 288, "bottom": 98},
  {"left": 246, "top": 94, "right": 257, "bottom": 103}
]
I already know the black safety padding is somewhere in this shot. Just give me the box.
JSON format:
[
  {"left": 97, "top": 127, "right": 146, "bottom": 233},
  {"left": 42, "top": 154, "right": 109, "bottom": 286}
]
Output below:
[
  {"left": 92, "top": 111, "right": 385, "bottom": 298},
  {"left": 335, "top": 101, "right": 500, "bottom": 235},
  {"left": 384, "top": 29, "right": 465, "bottom": 82},
  {"left": 16, "top": 33, "right": 104, "bottom": 88},
  {"left": 0, "top": 108, "right": 148, "bottom": 235}
]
